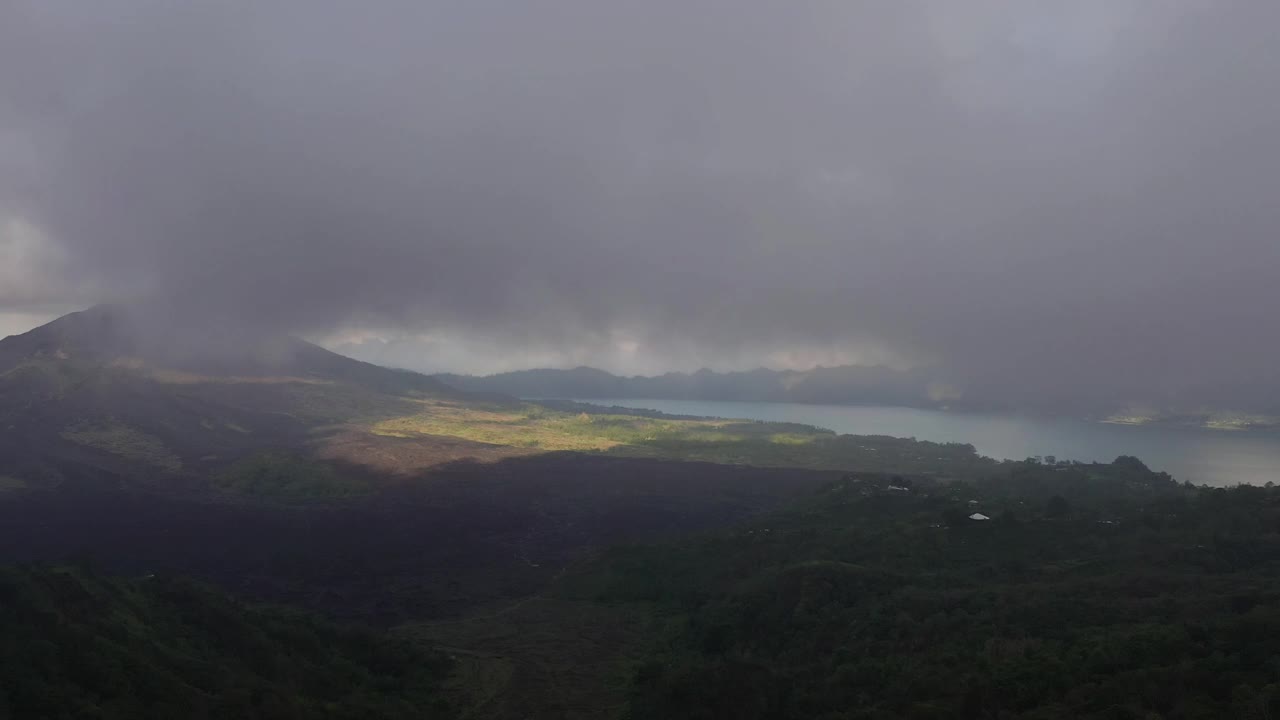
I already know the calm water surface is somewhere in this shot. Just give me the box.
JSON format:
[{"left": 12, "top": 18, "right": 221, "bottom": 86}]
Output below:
[{"left": 578, "top": 398, "right": 1280, "bottom": 486}]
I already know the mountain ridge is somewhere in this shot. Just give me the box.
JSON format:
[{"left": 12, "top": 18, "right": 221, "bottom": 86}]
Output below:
[
  {"left": 0, "top": 304, "right": 458, "bottom": 397},
  {"left": 433, "top": 364, "right": 1280, "bottom": 425},
  {"left": 434, "top": 364, "right": 949, "bottom": 408},
  {"left": 0, "top": 305, "right": 480, "bottom": 490}
]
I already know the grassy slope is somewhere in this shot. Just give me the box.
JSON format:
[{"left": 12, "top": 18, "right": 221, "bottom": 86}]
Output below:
[{"left": 370, "top": 400, "right": 995, "bottom": 478}]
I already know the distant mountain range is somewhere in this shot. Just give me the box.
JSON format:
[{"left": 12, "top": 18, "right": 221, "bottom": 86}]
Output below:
[
  {"left": 434, "top": 364, "right": 952, "bottom": 408},
  {"left": 434, "top": 364, "right": 1280, "bottom": 429}
]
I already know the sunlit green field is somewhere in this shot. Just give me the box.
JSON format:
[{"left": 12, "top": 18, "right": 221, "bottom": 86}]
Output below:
[
  {"left": 372, "top": 402, "right": 806, "bottom": 450},
  {"left": 370, "top": 401, "right": 994, "bottom": 476}
]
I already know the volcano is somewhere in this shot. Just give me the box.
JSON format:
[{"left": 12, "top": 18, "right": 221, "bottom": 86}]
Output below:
[{"left": 0, "top": 305, "right": 469, "bottom": 488}]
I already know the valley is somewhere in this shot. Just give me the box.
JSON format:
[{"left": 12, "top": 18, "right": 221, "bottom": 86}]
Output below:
[
  {"left": 2, "top": 307, "right": 1278, "bottom": 718},
  {"left": 6, "top": 5, "right": 1279, "bottom": 715}
]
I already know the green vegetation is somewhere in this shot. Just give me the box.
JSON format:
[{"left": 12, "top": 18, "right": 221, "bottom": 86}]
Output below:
[
  {"left": 272, "top": 381, "right": 420, "bottom": 423},
  {"left": 0, "top": 475, "right": 27, "bottom": 493},
  {"left": 611, "top": 429, "right": 990, "bottom": 476},
  {"left": 62, "top": 421, "right": 182, "bottom": 472},
  {"left": 554, "top": 459, "right": 1280, "bottom": 719},
  {"left": 214, "top": 452, "right": 369, "bottom": 499},
  {"left": 0, "top": 565, "right": 452, "bottom": 719},
  {"left": 1203, "top": 411, "right": 1280, "bottom": 430},
  {"left": 404, "top": 598, "right": 658, "bottom": 719},
  {"left": 372, "top": 401, "right": 994, "bottom": 476},
  {"left": 372, "top": 402, "right": 622, "bottom": 451}
]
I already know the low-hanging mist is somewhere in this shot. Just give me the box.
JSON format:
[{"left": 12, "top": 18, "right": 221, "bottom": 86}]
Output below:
[{"left": 3, "top": 1, "right": 1280, "bottom": 412}]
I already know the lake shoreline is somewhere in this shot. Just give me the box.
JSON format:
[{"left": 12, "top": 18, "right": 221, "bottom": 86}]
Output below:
[
  {"left": 546, "top": 397, "right": 1280, "bottom": 436},
  {"left": 539, "top": 398, "right": 1280, "bottom": 486}
]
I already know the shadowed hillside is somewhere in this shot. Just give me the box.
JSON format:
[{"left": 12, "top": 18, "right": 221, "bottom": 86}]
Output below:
[
  {"left": 0, "top": 305, "right": 484, "bottom": 491},
  {"left": 420, "top": 459, "right": 1280, "bottom": 719},
  {"left": 0, "top": 304, "right": 458, "bottom": 394},
  {"left": 0, "top": 565, "right": 452, "bottom": 719}
]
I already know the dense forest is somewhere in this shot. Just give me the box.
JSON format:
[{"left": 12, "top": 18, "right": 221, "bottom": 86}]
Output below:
[
  {"left": 6, "top": 456, "right": 1280, "bottom": 718},
  {"left": 563, "top": 458, "right": 1280, "bottom": 719},
  {"left": 0, "top": 566, "right": 452, "bottom": 720}
]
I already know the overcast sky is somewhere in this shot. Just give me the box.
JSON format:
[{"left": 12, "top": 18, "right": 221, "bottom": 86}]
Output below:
[{"left": 2, "top": 1, "right": 1279, "bottom": 407}]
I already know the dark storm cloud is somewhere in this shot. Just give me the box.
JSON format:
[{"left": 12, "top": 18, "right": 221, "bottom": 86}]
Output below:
[{"left": 2, "top": 1, "right": 1279, "bottom": 407}]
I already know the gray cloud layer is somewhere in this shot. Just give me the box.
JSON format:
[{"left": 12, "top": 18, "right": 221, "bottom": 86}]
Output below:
[{"left": 3, "top": 1, "right": 1279, "bottom": 408}]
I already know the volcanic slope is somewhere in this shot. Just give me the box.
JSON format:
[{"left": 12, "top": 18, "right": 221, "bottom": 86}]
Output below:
[
  {"left": 0, "top": 305, "right": 498, "bottom": 492},
  {"left": 0, "top": 306, "right": 996, "bottom": 497}
]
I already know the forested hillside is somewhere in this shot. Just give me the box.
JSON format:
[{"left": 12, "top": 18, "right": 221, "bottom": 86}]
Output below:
[
  {"left": 561, "top": 459, "right": 1280, "bottom": 719},
  {"left": 0, "top": 566, "right": 452, "bottom": 720}
]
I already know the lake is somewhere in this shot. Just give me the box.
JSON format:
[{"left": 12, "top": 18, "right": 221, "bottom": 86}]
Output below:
[{"left": 578, "top": 398, "right": 1280, "bottom": 487}]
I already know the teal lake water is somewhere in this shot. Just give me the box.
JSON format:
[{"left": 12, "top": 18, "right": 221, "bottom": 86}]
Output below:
[{"left": 576, "top": 398, "right": 1280, "bottom": 486}]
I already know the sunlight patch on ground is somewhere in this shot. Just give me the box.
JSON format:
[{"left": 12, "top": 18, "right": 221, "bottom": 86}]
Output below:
[
  {"left": 371, "top": 402, "right": 629, "bottom": 451},
  {"left": 369, "top": 401, "right": 825, "bottom": 458},
  {"left": 361, "top": 400, "right": 992, "bottom": 475}
]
